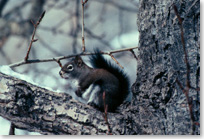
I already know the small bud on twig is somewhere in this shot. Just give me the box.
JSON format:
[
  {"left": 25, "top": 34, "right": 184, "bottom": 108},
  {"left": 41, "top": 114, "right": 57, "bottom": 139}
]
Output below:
[
  {"left": 30, "top": 20, "right": 35, "bottom": 26},
  {"left": 24, "top": 11, "right": 46, "bottom": 61},
  {"left": 38, "top": 11, "right": 46, "bottom": 23},
  {"left": 53, "top": 58, "right": 63, "bottom": 68},
  {"left": 32, "top": 39, "right": 38, "bottom": 42}
]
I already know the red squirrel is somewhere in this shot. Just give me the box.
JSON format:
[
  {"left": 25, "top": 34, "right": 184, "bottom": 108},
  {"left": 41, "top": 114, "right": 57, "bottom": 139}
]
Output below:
[{"left": 59, "top": 51, "right": 129, "bottom": 112}]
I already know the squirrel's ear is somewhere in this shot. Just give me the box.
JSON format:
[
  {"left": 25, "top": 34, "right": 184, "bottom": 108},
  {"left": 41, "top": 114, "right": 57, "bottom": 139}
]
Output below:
[{"left": 75, "top": 55, "right": 83, "bottom": 67}]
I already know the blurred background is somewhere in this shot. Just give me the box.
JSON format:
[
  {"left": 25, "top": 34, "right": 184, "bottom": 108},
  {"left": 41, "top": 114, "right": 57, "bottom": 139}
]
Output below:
[{"left": 0, "top": 0, "right": 139, "bottom": 135}]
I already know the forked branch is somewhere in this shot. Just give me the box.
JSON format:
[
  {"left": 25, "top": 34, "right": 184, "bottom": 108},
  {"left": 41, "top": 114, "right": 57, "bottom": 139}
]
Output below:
[
  {"left": 9, "top": 47, "right": 138, "bottom": 68},
  {"left": 24, "top": 11, "right": 46, "bottom": 61}
]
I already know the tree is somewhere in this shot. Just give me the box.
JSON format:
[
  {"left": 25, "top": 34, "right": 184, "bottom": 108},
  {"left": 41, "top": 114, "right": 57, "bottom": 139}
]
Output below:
[
  {"left": 0, "top": 0, "right": 200, "bottom": 135},
  {"left": 132, "top": 0, "right": 200, "bottom": 134}
]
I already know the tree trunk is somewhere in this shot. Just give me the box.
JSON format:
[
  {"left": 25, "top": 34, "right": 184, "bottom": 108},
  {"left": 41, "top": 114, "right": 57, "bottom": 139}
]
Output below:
[
  {"left": 132, "top": 0, "right": 200, "bottom": 135},
  {"left": 0, "top": 0, "right": 200, "bottom": 135}
]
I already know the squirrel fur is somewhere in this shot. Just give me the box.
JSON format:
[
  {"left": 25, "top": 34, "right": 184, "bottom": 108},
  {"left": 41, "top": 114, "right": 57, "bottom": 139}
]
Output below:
[{"left": 59, "top": 50, "right": 129, "bottom": 112}]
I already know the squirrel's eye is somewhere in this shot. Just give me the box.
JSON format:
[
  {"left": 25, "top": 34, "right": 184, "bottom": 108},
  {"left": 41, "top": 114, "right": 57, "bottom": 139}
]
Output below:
[{"left": 67, "top": 64, "right": 74, "bottom": 71}]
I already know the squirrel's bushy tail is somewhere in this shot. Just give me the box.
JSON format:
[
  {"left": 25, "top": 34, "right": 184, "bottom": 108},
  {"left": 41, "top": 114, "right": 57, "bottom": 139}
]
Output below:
[{"left": 90, "top": 49, "right": 130, "bottom": 100}]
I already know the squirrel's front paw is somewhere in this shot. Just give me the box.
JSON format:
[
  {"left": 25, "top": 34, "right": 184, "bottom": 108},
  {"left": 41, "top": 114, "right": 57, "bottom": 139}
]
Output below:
[
  {"left": 75, "top": 89, "right": 82, "bottom": 97},
  {"left": 87, "top": 102, "right": 97, "bottom": 108}
]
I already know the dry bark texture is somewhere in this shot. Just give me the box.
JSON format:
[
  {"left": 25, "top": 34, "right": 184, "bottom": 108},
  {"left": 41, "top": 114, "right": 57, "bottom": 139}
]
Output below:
[
  {"left": 0, "top": 72, "right": 139, "bottom": 135},
  {"left": 132, "top": 0, "right": 200, "bottom": 135},
  {"left": 0, "top": 0, "right": 200, "bottom": 135}
]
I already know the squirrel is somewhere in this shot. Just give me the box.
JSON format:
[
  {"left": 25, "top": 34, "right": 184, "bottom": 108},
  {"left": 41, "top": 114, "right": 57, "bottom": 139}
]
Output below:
[{"left": 59, "top": 51, "right": 130, "bottom": 112}]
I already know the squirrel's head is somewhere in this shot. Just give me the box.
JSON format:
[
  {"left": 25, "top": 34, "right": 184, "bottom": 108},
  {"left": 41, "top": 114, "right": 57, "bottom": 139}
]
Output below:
[{"left": 59, "top": 55, "right": 87, "bottom": 79}]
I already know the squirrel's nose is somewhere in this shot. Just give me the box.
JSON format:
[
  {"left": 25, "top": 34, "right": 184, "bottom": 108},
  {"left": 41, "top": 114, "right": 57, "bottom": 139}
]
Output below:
[{"left": 59, "top": 71, "right": 62, "bottom": 76}]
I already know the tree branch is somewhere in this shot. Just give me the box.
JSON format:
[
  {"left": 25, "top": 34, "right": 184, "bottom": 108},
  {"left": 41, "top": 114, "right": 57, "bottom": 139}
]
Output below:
[
  {"left": 109, "top": 53, "right": 124, "bottom": 69},
  {"left": 81, "top": 0, "right": 88, "bottom": 52},
  {"left": 0, "top": 72, "right": 130, "bottom": 135},
  {"left": 9, "top": 47, "right": 138, "bottom": 68},
  {"left": 24, "top": 11, "right": 46, "bottom": 61}
]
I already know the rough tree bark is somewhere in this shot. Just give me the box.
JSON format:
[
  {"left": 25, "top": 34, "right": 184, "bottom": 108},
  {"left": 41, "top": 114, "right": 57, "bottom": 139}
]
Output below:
[
  {"left": 132, "top": 0, "right": 200, "bottom": 135},
  {"left": 0, "top": 72, "right": 133, "bottom": 135},
  {"left": 0, "top": 0, "right": 200, "bottom": 135}
]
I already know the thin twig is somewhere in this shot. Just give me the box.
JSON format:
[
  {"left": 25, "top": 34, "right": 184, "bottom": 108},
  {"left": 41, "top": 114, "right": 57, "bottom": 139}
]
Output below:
[
  {"left": 9, "top": 47, "right": 138, "bottom": 68},
  {"left": 53, "top": 58, "right": 63, "bottom": 68},
  {"left": 24, "top": 11, "right": 46, "bottom": 61},
  {"left": 109, "top": 53, "right": 123, "bottom": 69},
  {"left": 129, "top": 49, "right": 138, "bottom": 85},
  {"left": 173, "top": 5, "right": 190, "bottom": 88},
  {"left": 173, "top": 4, "right": 199, "bottom": 134},
  {"left": 24, "top": 20, "right": 37, "bottom": 61},
  {"left": 129, "top": 49, "right": 138, "bottom": 61},
  {"left": 81, "top": 0, "right": 88, "bottom": 52},
  {"left": 102, "top": 92, "right": 112, "bottom": 135},
  {"left": 71, "top": 0, "right": 80, "bottom": 53}
]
